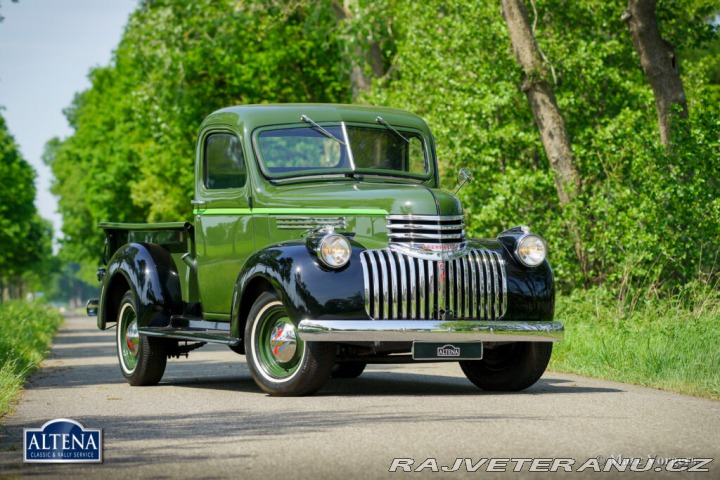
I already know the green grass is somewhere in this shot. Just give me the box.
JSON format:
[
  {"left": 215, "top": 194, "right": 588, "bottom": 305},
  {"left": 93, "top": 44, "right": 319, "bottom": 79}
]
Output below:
[
  {"left": 550, "top": 284, "right": 720, "bottom": 399},
  {"left": 0, "top": 301, "right": 64, "bottom": 419}
]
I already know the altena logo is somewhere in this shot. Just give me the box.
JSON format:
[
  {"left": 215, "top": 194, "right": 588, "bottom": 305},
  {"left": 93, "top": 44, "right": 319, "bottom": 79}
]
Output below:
[
  {"left": 24, "top": 419, "right": 102, "bottom": 463},
  {"left": 437, "top": 345, "right": 461, "bottom": 357}
]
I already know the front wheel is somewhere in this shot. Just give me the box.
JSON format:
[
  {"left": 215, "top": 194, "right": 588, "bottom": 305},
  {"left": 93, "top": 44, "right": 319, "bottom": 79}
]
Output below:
[
  {"left": 116, "top": 291, "right": 167, "bottom": 386},
  {"left": 459, "top": 342, "right": 552, "bottom": 391},
  {"left": 245, "top": 291, "right": 335, "bottom": 396}
]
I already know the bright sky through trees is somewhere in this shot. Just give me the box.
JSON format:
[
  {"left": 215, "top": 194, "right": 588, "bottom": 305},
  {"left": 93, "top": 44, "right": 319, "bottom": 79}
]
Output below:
[{"left": 0, "top": 0, "right": 137, "bottom": 241}]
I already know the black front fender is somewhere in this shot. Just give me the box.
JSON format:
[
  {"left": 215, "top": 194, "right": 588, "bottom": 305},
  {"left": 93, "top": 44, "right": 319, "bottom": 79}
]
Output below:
[
  {"left": 98, "top": 242, "right": 183, "bottom": 330},
  {"left": 231, "top": 242, "right": 367, "bottom": 337}
]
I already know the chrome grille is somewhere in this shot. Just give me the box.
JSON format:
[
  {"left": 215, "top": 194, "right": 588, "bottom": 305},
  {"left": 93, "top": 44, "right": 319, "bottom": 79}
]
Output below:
[
  {"left": 360, "top": 249, "right": 507, "bottom": 320},
  {"left": 387, "top": 215, "right": 465, "bottom": 245}
]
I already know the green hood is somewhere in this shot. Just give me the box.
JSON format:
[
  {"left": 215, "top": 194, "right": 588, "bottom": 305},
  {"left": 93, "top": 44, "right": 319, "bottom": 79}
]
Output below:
[{"left": 255, "top": 181, "right": 462, "bottom": 217}]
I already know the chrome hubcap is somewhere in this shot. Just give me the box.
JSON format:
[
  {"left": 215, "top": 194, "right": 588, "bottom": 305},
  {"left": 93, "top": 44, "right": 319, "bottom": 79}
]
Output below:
[
  {"left": 269, "top": 322, "right": 297, "bottom": 363},
  {"left": 126, "top": 321, "right": 140, "bottom": 355}
]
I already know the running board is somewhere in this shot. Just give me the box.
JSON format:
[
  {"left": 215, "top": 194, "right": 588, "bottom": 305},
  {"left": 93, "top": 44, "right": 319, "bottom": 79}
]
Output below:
[{"left": 139, "top": 316, "right": 239, "bottom": 346}]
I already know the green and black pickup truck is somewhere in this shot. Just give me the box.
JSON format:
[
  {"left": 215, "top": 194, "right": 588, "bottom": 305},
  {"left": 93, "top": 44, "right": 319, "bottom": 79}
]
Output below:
[{"left": 87, "top": 104, "right": 562, "bottom": 396}]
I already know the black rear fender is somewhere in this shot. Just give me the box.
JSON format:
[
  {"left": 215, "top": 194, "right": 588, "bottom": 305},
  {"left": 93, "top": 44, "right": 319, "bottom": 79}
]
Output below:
[{"left": 98, "top": 242, "right": 183, "bottom": 330}]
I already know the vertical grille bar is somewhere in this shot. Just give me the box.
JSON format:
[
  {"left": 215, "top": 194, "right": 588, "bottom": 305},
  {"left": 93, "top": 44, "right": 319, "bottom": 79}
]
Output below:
[
  {"left": 462, "top": 255, "right": 470, "bottom": 319},
  {"left": 448, "top": 259, "right": 454, "bottom": 316},
  {"left": 418, "top": 258, "right": 426, "bottom": 319},
  {"left": 396, "top": 251, "right": 408, "bottom": 319},
  {"left": 428, "top": 260, "right": 436, "bottom": 320},
  {"left": 379, "top": 250, "right": 390, "bottom": 320},
  {"left": 360, "top": 254, "right": 371, "bottom": 319},
  {"left": 408, "top": 256, "right": 417, "bottom": 319},
  {"left": 435, "top": 261, "right": 442, "bottom": 318},
  {"left": 387, "top": 250, "right": 399, "bottom": 319},
  {"left": 468, "top": 252, "right": 477, "bottom": 319},
  {"left": 489, "top": 251, "right": 500, "bottom": 320},
  {"left": 481, "top": 250, "right": 491, "bottom": 319},
  {"left": 473, "top": 251, "right": 487, "bottom": 318},
  {"left": 494, "top": 251, "right": 507, "bottom": 318}
]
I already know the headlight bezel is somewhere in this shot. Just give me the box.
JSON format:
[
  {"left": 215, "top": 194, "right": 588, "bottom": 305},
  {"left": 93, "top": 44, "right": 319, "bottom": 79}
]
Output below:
[
  {"left": 316, "top": 233, "right": 352, "bottom": 269},
  {"left": 515, "top": 234, "right": 547, "bottom": 268}
]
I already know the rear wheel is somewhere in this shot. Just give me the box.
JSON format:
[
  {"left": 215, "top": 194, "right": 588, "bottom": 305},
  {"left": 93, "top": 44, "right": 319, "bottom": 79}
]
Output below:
[
  {"left": 116, "top": 291, "right": 167, "bottom": 386},
  {"left": 245, "top": 291, "right": 335, "bottom": 396},
  {"left": 460, "top": 342, "right": 552, "bottom": 391}
]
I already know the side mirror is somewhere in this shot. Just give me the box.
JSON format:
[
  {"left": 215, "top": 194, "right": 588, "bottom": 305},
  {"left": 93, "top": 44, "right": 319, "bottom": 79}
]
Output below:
[{"left": 454, "top": 168, "right": 473, "bottom": 194}]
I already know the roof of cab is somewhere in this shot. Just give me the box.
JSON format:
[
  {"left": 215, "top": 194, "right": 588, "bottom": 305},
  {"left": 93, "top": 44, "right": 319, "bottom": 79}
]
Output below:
[{"left": 199, "top": 103, "right": 431, "bottom": 134}]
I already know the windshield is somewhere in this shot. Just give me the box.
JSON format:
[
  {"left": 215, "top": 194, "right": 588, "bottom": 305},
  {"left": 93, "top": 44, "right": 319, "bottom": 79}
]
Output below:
[{"left": 256, "top": 123, "right": 430, "bottom": 180}]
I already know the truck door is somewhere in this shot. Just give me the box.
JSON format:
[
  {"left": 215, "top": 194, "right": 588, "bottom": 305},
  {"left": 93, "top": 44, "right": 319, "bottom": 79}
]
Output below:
[{"left": 194, "top": 129, "right": 254, "bottom": 319}]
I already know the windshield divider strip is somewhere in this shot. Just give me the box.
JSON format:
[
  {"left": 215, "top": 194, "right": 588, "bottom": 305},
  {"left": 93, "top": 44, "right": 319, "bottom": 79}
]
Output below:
[{"left": 341, "top": 121, "right": 356, "bottom": 171}]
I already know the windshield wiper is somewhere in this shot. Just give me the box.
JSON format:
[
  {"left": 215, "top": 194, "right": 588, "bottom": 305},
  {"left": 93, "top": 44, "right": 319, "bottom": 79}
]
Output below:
[
  {"left": 300, "top": 115, "right": 346, "bottom": 146},
  {"left": 375, "top": 116, "right": 424, "bottom": 154}
]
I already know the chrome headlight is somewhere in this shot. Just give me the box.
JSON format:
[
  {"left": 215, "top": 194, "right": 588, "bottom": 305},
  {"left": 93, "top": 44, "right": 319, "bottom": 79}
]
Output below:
[
  {"left": 516, "top": 234, "right": 547, "bottom": 267},
  {"left": 317, "top": 234, "right": 351, "bottom": 268}
]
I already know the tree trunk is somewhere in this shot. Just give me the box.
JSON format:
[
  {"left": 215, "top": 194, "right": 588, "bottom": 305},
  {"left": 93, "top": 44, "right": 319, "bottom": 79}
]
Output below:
[
  {"left": 501, "top": 0, "right": 581, "bottom": 206},
  {"left": 502, "top": 0, "right": 586, "bottom": 276},
  {"left": 622, "top": 0, "right": 688, "bottom": 147},
  {"left": 332, "top": 0, "right": 385, "bottom": 101}
]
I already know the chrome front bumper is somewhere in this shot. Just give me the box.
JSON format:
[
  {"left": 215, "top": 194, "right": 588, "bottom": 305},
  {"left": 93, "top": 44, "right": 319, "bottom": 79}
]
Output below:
[{"left": 297, "top": 319, "right": 563, "bottom": 343}]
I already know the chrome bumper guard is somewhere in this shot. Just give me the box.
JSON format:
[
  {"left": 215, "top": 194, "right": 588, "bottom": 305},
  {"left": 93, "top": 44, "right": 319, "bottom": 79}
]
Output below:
[{"left": 297, "top": 319, "right": 564, "bottom": 343}]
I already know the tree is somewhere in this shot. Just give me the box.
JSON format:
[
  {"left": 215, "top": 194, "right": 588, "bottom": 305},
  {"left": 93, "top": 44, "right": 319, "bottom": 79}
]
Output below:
[
  {"left": 500, "top": 0, "right": 585, "bottom": 272},
  {"left": 50, "top": 0, "right": 720, "bottom": 292},
  {"left": 0, "top": 113, "right": 54, "bottom": 300},
  {"left": 501, "top": 0, "right": 580, "bottom": 205},
  {"left": 49, "top": 0, "right": 353, "bottom": 283},
  {"left": 622, "top": 0, "right": 688, "bottom": 146},
  {"left": 363, "top": 0, "right": 719, "bottom": 289},
  {"left": 332, "top": 0, "right": 394, "bottom": 101}
]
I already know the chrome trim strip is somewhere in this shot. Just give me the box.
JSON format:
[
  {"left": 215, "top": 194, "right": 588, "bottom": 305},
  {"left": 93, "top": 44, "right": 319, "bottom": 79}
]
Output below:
[
  {"left": 341, "top": 121, "right": 356, "bottom": 170},
  {"left": 387, "top": 214, "right": 465, "bottom": 222},
  {"left": 298, "top": 319, "right": 564, "bottom": 343},
  {"left": 276, "top": 216, "right": 347, "bottom": 230},
  {"left": 386, "top": 214, "right": 466, "bottom": 249},
  {"left": 386, "top": 223, "right": 466, "bottom": 231},
  {"left": 388, "top": 232, "right": 465, "bottom": 241}
]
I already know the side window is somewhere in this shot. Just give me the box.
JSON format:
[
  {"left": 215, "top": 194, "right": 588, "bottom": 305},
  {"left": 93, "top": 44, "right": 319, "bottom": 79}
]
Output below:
[{"left": 204, "top": 133, "right": 246, "bottom": 189}]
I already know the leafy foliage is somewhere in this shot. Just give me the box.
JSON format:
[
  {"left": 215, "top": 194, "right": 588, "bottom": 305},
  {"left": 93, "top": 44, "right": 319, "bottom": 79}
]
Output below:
[
  {"left": 0, "top": 113, "right": 54, "bottom": 299},
  {"left": 48, "top": 0, "right": 351, "bottom": 282},
  {"left": 49, "top": 0, "right": 720, "bottom": 294},
  {"left": 362, "top": 0, "right": 720, "bottom": 291}
]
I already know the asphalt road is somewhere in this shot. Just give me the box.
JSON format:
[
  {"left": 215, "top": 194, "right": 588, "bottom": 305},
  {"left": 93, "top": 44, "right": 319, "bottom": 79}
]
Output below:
[{"left": 0, "top": 315, "right": 718, "bottom": 479}]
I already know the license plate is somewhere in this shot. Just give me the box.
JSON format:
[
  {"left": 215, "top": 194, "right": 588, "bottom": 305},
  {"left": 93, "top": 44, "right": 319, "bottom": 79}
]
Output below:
[{"left": 412, "top": 342, "right": 484, "bottom": 360}]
